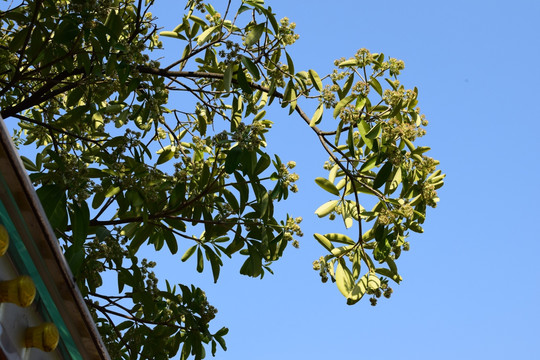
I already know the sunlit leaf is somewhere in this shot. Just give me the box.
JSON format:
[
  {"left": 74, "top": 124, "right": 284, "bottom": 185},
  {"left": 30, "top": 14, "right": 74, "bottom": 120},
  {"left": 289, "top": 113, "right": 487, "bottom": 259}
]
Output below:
[
  {"left": 308, "top": 69, "right": 323, "bottom": 91},
  {"left": 245, "top": 23, "right": 265, "bottom": 46},
  {"left": 315, "top": 200, "right": 338, "bottom": 217},
  {"left": 313, "top": 233, "right": 334, "bottom": 252},
  {"left": 373, "top": 162, "right": 393, "bottom": 189},
  {"left": 315, "top": 177, "right": 340, "bottom": 196},
  {"left": 310, "top": 103, "right": 324, "bottom": 127}
]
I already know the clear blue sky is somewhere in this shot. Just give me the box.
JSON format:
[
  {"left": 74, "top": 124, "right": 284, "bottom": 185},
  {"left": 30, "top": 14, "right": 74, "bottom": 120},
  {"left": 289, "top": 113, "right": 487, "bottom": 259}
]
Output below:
[{"left": 141, "top": 1, "right": 540, "bottom": 359}]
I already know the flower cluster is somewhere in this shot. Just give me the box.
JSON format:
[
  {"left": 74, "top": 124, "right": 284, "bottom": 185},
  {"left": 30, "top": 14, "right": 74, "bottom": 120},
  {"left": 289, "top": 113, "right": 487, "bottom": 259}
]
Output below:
[
  {"left": 388, "top": 57, "right": 405, "bottom": 76},
  {"left": 415, "top": 155, "right": 439, "bottom": 176},
  {"left": 421, "top": 182, "right": 439, "bottom": 208},
  {"left": 205, "top": 11, "right": 222, "bottom": 25},
  {"left": 140, "top": 258, "right": 159, "bottom": 295},
  {"left": 232, "top": 121, "right": 268, "bottom": 151},
  {"left": 352, "top": 80, "right": 370, "bottom": 96},
  {"left": 283, "top": 216, "right": 303, "bottom": 247},
  {"left": 387, "top": 115, "right": 426, "bottom": 141},
  {"left": 278, "top": 17, "right": 299, "bottom": 45},
  {"left": 382, "top": 84, "right": 417, "bottom": 108},
  {"left": 312, "top": 256, "right": 329, "bottom": 283},
  {"left": 218, "top": 41, "right": 242, "bottom": 64},
  {"left": 339, "top": 104, "right": 361, "bottom": 124},
  {"left": 265, "top": 63, "right": 288, "bottom": 87},
  {"left": 369, "top": 281, "right": 394, "bottom": 306},
  {"left": 354, "top": 48, "right": 376, "bottom": 67},
  {"left": 386, "top": 144, "right": 406, "bottom": 166},
  {"left": 277, "top": 160, "right": 300, "bottom": 193},
  {"left": 320, "top": 85, "right": 337, "bottom": 109}
]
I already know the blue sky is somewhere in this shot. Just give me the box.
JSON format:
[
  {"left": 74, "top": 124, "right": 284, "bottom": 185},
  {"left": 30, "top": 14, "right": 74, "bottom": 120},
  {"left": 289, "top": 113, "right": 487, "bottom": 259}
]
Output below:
[{"left": 141, "top": 1, "right": 540, "bottom": 359}]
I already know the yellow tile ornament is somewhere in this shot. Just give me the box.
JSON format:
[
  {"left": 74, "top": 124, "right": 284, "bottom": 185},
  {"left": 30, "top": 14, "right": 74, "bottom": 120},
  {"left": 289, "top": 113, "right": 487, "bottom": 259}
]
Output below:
[
  {"left": 0, "top": 224, "right": 8, "bottom": 256},
  {"left": 0, "top": 275, "right": 36, "bottom": 307},
  {"left": 25, "top": 323, "right": 60, "bottom": 352}
]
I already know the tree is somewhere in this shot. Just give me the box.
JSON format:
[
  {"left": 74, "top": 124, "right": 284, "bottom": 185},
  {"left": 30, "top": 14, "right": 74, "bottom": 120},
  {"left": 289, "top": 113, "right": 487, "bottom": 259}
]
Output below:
[{"left": 0, "top": 0, "right": 444, "bottom": 358}]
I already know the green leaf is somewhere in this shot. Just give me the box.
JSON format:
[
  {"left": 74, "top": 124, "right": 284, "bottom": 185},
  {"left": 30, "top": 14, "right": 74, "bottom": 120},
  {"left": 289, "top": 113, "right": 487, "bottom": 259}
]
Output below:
[
  {"left": 373, "top": 162, "right": 393, "bottom": 189},
  {"left": 196, "top": 247, "right": 204, "bottom": 272},
  {"left": 258, "top": 191, "right": 269, "bottom": 217},
  {"left": 239, "top": 247, "right": 262, "bottom": 277},
  {"left": 308, "top": 69, "right": 323, "bottom": 91},
  {"left": 233, "top": 172, "right": 249, "bottom": 211},
  {"left": 215, "top": 330, "right": 227, "bottom": 351},
  {"left": 339, "top": 74, "right": 354, "bottom": 99},
  {"left": 324, "top": 233, "right": 355, "bottom": 245},
  {"left": 65, "top": 245, "right": 85, "bottom": 277},
  {"left": 369, "top": 78, "right": 383, "bottom": 96},
  {"left": 375, "top": 268, "right": 402, "bottom": 284},
  {"left": 225, "top": 227, "right": 244, "bottom": 255},
  {"left": 223, "top": 62, "right": 234, "bottom": 91},
  {"left": 182, "top": 245, "right": 198, "bottom": 262},
  {"left": 328, "top": 165, "right": 339, "bottom": 184},
  {"left": 386, "top": 256, "right": 399, "bottom": 275},
  {"left": 342, "top": 204, "right": 354, "bottom": 229},
  {"left": 355, "top": 96, "right": 367, "bottom": 110},
  {"left": 360, "top": 155, "right": 377, "bottom": 172},
  {"left": 314, "top": 200, "right": 338, "bottom": 217},
  {"left": 197, "top": 25, "right": 217, "bottom": 45},
  {"left": 367, "top": 272, "right": 381, "bottom": 290},
  {"left": 282, "top": 80, "right": 297, "bottom": 110},
  {"left": 352, "top": 251, "right": 361, "bottom": 279},
  {"left": 387, "top": 166, "right": 402, "bottom": 193},
  {"left": 331, "top": 245, "right": 353, "bottom": 257},
  {"left": 36, "top": 185, "right": 67, "bottom": 231},
  {"left": 104, "top": 10, "right": 123, "bottom": 39},
  {"left": 338, "top": 59, "right": 358, "bottom": 67},
  {"left": 358, "top": 120, "right": 373, "bottom": 150},
  {"left": 225, "top": 147, "right": 243, "bottom": 174},
  {"left": 285, "top": 51, "right": 295, "bottom": 75},
  {"left": 347, "top": 274, "right": 368, "bottom": 304},
  {"left": 55, "top": 18, "right": 80, "bottom": 45},
  {"left": 130, "top": 223, "right": 154, "bottom": 253},
  {"left": 333, "top": 95, "right": 355, "bottom": 119},
  {"left": 310, "top": 103, "right": 324, "bottom": 127},
  {"left": 253, "top": 110, "right": 266, "bottom": 121},
  {"left": 313, "top": 233, "right": 334, "bottom": 252},
  {"left": 365, "top": 122, "right": 382, "bottom": 139},
  {"left": 335, "top": 259, "right": 354, "bottom": 297},
  {"left": 70, "top": 201, "right": 89, "bottom": 245},
  {"left": 20, "top": 156, "right": 38, "bottom": 171},
  {"left": 163, "top": 229, "right": 178, "bottom": 254},
  {"left": 409, "top": 222, "right": 424, "bottom": 233},
  {"left": 254, "top": 153, "right": 271, "bottom": 175},
  {"left": 241, "top": 56, "right": 260, "bottom": 81},
  {"left": 206, "top": 247, "right": 222, "bottom": 283},
  {"left": 374, "top": 238, "right": 391, "bottom": 261},
  {"left": 235, "top": 66, "right": 253, "bottom": 94},
  {"left": 104, "top": 185, "right": 120, "bottom": 198},
  {"left": 121, "top": 222, "right": 140, "bottom": 238},
  {"left": 9, "top": 27, "right": 29, "bottom": 52},
  {"left": 315, "top": 177, "right": 340, "bottom": 196},
  {"left": 157, "top": 148, "right": 174, "bottom": 165},
  {"left": 245, "top": 23, "right": 265, "bottom": 46},
  {"left": 66, "top": 87, "right": 85, "bottom": 108},
  {"left": 222, "top": 189, "right": 239, "bottom": 213}
]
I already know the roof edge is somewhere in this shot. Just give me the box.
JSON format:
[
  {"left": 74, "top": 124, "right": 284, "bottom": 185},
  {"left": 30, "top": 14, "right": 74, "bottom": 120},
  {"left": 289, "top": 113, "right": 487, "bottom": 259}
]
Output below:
[{"left": 0, "top": 116, "right": 110, "bottom": 360}]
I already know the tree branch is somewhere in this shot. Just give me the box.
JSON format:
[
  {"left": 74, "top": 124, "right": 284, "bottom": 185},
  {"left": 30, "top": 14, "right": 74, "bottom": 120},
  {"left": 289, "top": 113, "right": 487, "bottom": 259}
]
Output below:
[
  {"left": 0, "top": 69, "right": 84, "bottom": 119},
  {"left": 10, "top": 113, "right": 104, "bottom": 145}
]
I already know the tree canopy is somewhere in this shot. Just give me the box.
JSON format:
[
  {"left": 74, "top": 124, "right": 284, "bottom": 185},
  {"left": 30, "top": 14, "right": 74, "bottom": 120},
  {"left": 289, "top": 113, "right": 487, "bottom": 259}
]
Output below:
[{"left": 0, "top": 0, "right": 444, "bottom": 358}]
